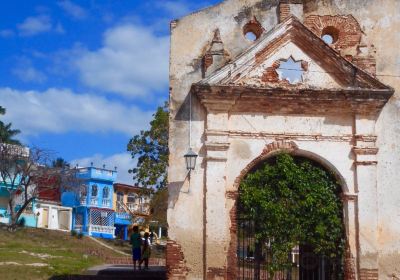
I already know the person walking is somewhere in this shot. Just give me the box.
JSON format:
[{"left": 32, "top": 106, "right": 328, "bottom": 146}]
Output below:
[
  {"left": 149, "top": 231, "right": 154, "bottom": 244},
  {"left": 140, "top": 232, "right": 152, "bottom": 270},
  {"left": 130, "top": 225, "right": 142, "bottom": 270}
]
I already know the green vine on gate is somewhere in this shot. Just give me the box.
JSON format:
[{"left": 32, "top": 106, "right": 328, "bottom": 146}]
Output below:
[{"left": 239, "top": 153, "right": 345, "bottom": 276}]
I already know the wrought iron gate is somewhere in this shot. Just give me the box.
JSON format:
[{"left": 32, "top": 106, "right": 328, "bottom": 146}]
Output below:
[{"left": 237, "top": 208, "right": 344, "bottom": 280}]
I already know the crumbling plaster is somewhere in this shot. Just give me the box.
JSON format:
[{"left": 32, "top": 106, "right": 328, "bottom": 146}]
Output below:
[{"left": 168, "top": 0, "right": 400, "bottom": 279}]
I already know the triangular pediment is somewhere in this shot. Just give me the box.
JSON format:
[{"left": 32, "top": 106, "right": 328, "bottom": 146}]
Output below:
[{"left": 196, "top": 16, "right": 390, "bottom": 92}]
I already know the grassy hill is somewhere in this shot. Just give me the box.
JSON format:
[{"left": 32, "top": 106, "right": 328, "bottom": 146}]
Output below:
[{"left": 0, "top": 226, "right": 122, "bottom": 280}]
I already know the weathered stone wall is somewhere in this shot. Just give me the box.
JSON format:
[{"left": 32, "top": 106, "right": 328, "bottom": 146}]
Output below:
[{"left": 168, "top": 1, "right": 400, "bottom": 279}]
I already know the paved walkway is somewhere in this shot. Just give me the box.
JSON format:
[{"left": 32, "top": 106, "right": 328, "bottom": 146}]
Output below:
[{"left": 49, "top": 264, "right": 166, "bottom": 280}]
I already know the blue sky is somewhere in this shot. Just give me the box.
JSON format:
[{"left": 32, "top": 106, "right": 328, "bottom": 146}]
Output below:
[{"left": 0, "top": 0, "right": 220, "bottom": 183}]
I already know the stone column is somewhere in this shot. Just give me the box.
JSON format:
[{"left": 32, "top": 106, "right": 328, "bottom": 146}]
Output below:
[
  {"left": 203, "top": 102, "right": 233, "bottom": 279},
  {"left": 353, "top": 115, "right": 379, "bottom": 280},
  {"left": 342, "top": 193, "right": 358, "bottom": 280}
]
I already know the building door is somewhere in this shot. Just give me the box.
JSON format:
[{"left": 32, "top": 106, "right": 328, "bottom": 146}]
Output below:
[
  {"left": 42, "top": 208, "right": 49, "bottom": 228},
  {"left": 58, "top": 210, "right": 70, "bottom": 230},
  {"left": 49, "top": 207, "right": 58, "bottom": 229}
]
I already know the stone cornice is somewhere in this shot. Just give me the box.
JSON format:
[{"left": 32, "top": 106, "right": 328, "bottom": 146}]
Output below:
[
  {"left": 205, "top": 129, "right": 354, "bottom": 142},
  {"left": 205, "top": 129, "right": 229, "bottom": 137},
  {"left": 194, "top": 84, "right": 393, "bottom": 115},
  {"left": 354, "top": 134, "right": 377, "bottom": 142},
  {"left": 205, "top": 156, "right": 228, "bottom": 162},
  {"left": 341, "top": 193, "right": 358, "bottom": 201},
  {"left": 205, "top": 141, "right": 230, "bottom": 151},
  {"left": 355, "top": 161, "right": 377, "bottom": 166}
]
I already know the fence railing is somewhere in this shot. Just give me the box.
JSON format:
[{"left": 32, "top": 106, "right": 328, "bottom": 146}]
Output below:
[
  {"left": 88, "top": 225, "right": 115, "bottom": 235},
  {"left": 74, "top": 225, "right": 83, "bottom": 232}
]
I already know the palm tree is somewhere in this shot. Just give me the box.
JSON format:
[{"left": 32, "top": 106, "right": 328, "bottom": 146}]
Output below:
[
  {"left": 0, "top": 122, "right": 21, "bottom": 145},
  {"left": 0, "top": 106, "right": 21, "bottom": 145}
]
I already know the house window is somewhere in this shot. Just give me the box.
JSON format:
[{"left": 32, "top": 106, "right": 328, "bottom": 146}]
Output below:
[
  {"left": 91, "top": 184, "right": 98, "bottom": 197},
  {"left": 127, "top": 193, "right": 137, "bottom": 203},
  {"left": 321, "top": 26, "right": 339, "bottom": 44},
  {"left": 80, "top": 184, "right": 87, "bottom": 197},
  {"left": 117, "top": 192, "right": 124, "bottom": 211},
  {"left": 103, "top": 187, "right": 109, "bottom": 199}
]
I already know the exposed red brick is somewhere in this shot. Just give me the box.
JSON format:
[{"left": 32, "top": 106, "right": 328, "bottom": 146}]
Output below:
[
  {"left": 352, "top": 56, "right": 376, "bottom": 76},
  {"left": 359, "top": 268, "right": 378, "bottom": 280},
  {"left": 344, "top": 244, "right": 356, "bottom": 280},
  {"left": 207, "top": 267, "right": 226, "bottom": 279},
  {"left": 166, "top": 240, "right": 189, "bottom": 279},
  {"left": 304, "top": 15, "right": 362, "bottom": 51},
  {"left": 203, "top": 54, "right": 214, "bottom": 73},
  {"left": 261, "top": 67, "right": 280, "bottom": 83},
  {"left": 301, "top": 60, "right": 309, "bottom": 71},
  {"left": 243, "top": 17, "right": 264, "bottom": 39},
  {"left": 226, "top": 191, "right": 238, "bottom": 280},
  {"left": 232, "top": 140, "right": 299, "bottom": 191},
  {"left": 345, "top": 54, "right": 353, "bottom": 62},
  {"left": 278, "top": 3, "right": 291, "bottom": 22}
]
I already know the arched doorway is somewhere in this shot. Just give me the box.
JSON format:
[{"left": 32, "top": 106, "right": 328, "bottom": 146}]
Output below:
[{"left": 236, "top": 153, "right": 345, "bottom": 280}]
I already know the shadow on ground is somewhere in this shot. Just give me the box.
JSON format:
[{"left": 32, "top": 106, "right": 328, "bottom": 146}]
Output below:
[{"left": 49, "top": 265, "right": 166, "bottom": 280}]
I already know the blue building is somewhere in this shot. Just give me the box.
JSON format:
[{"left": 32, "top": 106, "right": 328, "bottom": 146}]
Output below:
[{"left": 61, "top": 166, "right": 117, "bottom": 239}]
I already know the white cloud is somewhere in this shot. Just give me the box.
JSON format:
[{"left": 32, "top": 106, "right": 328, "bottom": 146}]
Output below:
[
  {"left": 70, "top": 153, "right": 137, "bottom": 185},
  {"left": 156, "top": 1, "right": 191, "bottom": 18},
  {"left": 75, "top": 24, "right": 169, "bottom": 98},
  {"left": 0, "top": 29, "right": 14, "bottom": 38},
  {"left": 17, "top": 15, "right": 53, "bottom": 36},
  {"left": 0, "top": 87, "right": 152, "bottom": 136},
  {"left": 12, "top": 58, "right": 47, "bottom": 83},
  {"left": 58, "top": 1, "right": 87, "bottom": 20},
  {"left": 55, "top": 22, "right": 65, "bottom": 34}
]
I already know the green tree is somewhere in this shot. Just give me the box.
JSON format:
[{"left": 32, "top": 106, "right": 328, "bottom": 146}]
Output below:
[
  {"left": 127, "top": 102, "right": 168, "bottom": 189},
  {"left": 0, "top": 106, "right": 21, "bottom": 145},
  {"left": 239, "top": 153, "right": 344, "bottom": 276},
  {"left": 52, "top": 157, "right": 70, "bottom": 168},
  {"left": 149, "top": 187, "right": 168, "bottom": 227}
]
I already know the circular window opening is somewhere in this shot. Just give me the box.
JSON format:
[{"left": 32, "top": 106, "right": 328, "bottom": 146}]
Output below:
[
  {"left": 243, "top": 21, "right": 263, "bottom": 42},
  {"left": 245, "top": 31, "right": 257, "bottom": 41},
  {"left": 321, "top": 26, "right": 339, "bottom": 44},
  {"left": 322, "top": 34, "right": 334, "bottom": 44}
]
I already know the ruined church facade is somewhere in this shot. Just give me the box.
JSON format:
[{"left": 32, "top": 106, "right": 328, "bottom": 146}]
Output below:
[{"left": 167, "top": 1, "right": 400, "bottom": 279}]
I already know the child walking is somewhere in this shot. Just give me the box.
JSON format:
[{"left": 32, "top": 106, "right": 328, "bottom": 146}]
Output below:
[{"left": 140, "top": 232, "right": 151, "bottom": 269}]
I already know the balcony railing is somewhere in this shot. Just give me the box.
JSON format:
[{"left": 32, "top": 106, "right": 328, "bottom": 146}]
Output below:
[
  {"left": 89, "top": 197, "right": 97, "bottom": 206},
  {"left": 101, "top": 199, "right": 110, "bottom": 208},
  {"left": 80, "top": 197, "right": 87, "bottom": 205},
  {"left": 88, "top": 225, "right": 115, "bottom": 235},
  {"left": 126, "top": 203, "right": 150, "bottom": 215}
]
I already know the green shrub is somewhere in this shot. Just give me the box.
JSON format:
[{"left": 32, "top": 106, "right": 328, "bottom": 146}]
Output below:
[
  {"left": 239, "top": 153, "right": 345, "bottom": 276},
  {"left": 71, "top": 230, "right": 77, "bottom": 236}
]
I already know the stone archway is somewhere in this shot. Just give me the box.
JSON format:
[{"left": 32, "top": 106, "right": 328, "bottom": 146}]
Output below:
[{"left": 227, "top": 141, "right": 357, "bottom": 280}]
